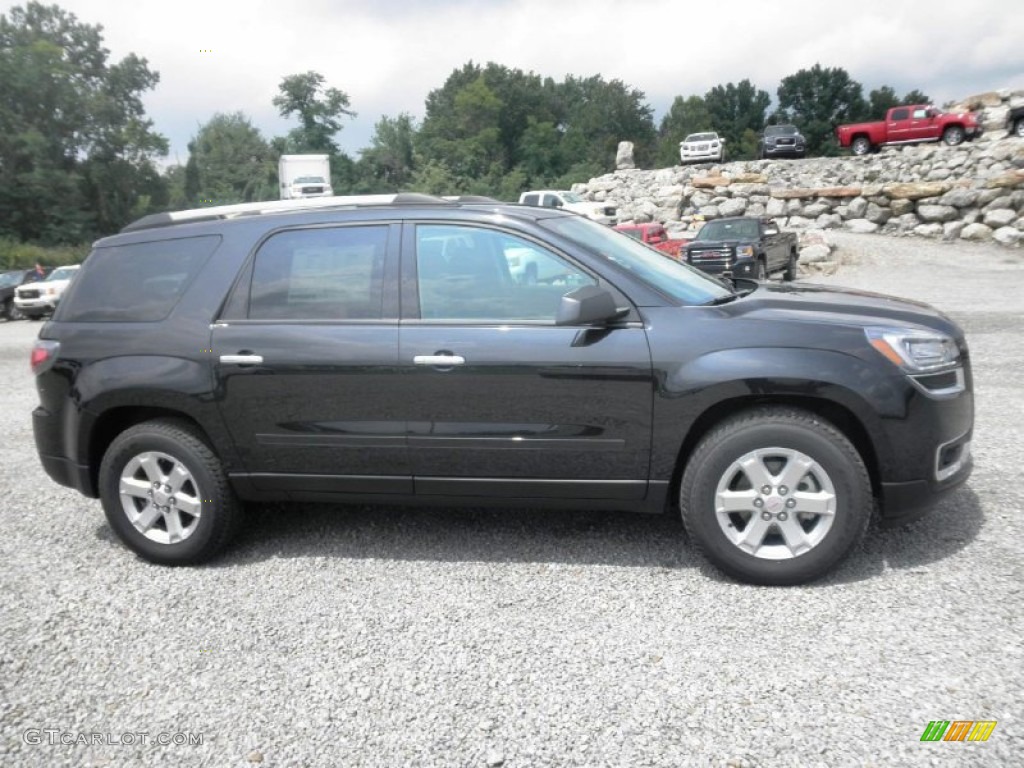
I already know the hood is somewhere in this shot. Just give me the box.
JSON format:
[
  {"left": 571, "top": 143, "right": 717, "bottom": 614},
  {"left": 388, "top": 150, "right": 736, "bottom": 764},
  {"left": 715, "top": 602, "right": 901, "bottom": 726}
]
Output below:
[
  {"left": 687, "top": 238, "right": 754, "bottom": 249},
  {"left": 727, "top": 281, "right": 958, "bottom": 335}
]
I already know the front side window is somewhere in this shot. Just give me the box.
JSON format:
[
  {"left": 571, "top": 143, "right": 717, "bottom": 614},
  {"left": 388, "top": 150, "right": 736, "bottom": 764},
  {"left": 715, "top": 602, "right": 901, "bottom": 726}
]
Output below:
[
  {"left": 415, "top": 225, "right": 594, "bottom": 322},
  {"left": 249, "top": 226, "right": 388, "bottom": 320}
]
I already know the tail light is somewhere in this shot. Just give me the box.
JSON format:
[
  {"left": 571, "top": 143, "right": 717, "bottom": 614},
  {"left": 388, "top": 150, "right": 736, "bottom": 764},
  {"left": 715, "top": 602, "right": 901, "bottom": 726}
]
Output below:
[{"left": 30, "top": 340, "right": 60, "bottom": 375}]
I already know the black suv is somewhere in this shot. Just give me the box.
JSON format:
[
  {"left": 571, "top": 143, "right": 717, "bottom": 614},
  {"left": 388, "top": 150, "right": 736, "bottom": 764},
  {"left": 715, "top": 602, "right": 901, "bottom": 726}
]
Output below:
[
  {"left": 0, "top": 267, "right": 48, "bottom": 320},
  {"left": 31, "top": 194, "right": 974, "bottom": 585},
  {"left": 758, "top": 124, "right": 807, "bottom": 159}
]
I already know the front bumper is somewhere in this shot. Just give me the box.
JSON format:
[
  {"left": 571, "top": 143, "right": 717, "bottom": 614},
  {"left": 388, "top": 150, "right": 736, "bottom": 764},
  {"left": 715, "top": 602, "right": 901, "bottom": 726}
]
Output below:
[
  {"left": 764, "top": 144, "right": 806, "bottom": 157},
  {"left": 879, "top": 437, "right": 972, "bottom": 525}
]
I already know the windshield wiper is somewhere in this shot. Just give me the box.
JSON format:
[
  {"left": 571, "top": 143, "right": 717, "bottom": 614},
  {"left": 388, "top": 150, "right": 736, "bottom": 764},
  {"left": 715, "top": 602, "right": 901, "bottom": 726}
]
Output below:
[{"left": 703, "top": 293, "right": 739, "bottom": 306}]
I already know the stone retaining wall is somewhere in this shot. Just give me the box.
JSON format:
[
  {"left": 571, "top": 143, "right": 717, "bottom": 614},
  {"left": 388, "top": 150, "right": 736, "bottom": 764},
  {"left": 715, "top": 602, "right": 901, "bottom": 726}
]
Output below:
[{"left": 573, "top": 93, "right": 1024, "bottom": 247}]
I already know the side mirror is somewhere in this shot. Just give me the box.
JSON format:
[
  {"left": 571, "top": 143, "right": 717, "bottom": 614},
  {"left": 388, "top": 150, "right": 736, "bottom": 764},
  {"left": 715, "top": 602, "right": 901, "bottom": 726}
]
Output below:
[{"left": 555, "top": 285, "right": 626, "bottom": 326}]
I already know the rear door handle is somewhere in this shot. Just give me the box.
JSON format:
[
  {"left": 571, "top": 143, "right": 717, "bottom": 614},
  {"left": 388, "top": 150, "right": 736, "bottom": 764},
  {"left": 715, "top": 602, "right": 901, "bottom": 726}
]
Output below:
[
  {"left": 413, "top": 354, "right": 466, "bottom": 366},
  {"left": 219, "top": 354, "right": 264, "bottom": 365}
]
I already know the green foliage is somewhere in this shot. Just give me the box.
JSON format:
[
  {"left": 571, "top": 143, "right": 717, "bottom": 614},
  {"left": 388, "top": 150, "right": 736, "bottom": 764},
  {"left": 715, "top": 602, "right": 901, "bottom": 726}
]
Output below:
[
  {"left": 776, "top": 64, "right": 866, "bottom": 156},
  {"left": 657, "top": 95, "right": 712, "bottom": 166},
  {"left": 0, "top": 2, "right": 168, "bottom": 243},
  {"left": 273, "top": 71, "right": 355, "bottom": 154},
  {"left": 358, "top": 113, "right": 417, "bottom": 192},
  {"left": 865, "top": 86, "right": 932, "bottom": 119},
  {"left": 704, "top": 80, "right": 771, "bottom": 159},
  {"left": 0, "top": 236, "right": 88, "bottom": 269},
  {"left": 184, "top": 112, "right": 277, "bottom": 206}
]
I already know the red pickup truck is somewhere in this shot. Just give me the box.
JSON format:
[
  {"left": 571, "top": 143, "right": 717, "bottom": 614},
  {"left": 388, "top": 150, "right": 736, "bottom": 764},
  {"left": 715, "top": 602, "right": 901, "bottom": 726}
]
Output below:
[
  {"left": 836, "top": 105, "right": 981, "bottom": 155},
  {"left": 614, "top": 223, "right": 689, "bottom": 259}
]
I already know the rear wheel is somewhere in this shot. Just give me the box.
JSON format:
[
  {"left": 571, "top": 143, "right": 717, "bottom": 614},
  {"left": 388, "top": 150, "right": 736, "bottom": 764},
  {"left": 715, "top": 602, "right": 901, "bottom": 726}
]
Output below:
[
  {"left": 680, "top": 407, "right": 871, "bottom": 585},
  {"left": 755, "top": 260, "right": 767, "bottom": 281},
  {"left": 784, "top": 252, "right": 798, "bottom": 281},
  {"left": 99, "top": 419, "right": 243, "bottom": 565},
  {"left": 851, "top": 136, "right": 871, "bottom": 156},
  {"left": 942, "top": 125, "right": 965, "bottom": 146}
]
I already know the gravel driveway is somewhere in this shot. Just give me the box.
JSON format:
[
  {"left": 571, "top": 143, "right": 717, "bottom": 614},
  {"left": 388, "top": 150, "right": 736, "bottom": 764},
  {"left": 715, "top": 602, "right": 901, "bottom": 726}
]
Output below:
[{"left": 1, "top": 233, "right": 1021, "bottom": 767}]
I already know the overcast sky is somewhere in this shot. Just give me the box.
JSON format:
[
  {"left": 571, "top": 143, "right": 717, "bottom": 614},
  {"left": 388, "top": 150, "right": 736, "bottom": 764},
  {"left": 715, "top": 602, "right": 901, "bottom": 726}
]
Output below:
[{"left": 8, "top": 0, "right": 1024, "bottom": 165}]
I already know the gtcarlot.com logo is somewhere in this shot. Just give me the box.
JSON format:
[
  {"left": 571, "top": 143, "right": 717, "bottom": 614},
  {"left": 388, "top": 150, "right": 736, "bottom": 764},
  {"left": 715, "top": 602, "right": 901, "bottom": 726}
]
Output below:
[
  {"left": 920, "top": 720, "right": 997, "bottom": 742},
  {"left": 23, "top": 729, "right": 203, "bottom": 747}
]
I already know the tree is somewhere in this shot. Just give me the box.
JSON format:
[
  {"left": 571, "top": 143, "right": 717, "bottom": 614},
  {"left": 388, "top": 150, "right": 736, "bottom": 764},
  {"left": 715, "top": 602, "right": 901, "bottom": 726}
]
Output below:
[
  {"left": 358, "top": 113, "right": 417, "bottom": 191},
  {"left": 866, "top": 86, "right": 933, "bottom": 119},
  {"left": 657, "top": 95, "right": 712, "bottom": 166},
  {"left": 0, "top": 2, "right": 168, "bottom": 242},
  {"left": 703, "top": 80, "right": 771, "bottom": 160},
  {"left": 776, "top": 64, "right": 866, "bottom": 156},
  {"left": 185, "top": 112, "right": 277, "bottom": 206},
  {"left": 273, "top": 71, "right": 355, "bottom": 154}
]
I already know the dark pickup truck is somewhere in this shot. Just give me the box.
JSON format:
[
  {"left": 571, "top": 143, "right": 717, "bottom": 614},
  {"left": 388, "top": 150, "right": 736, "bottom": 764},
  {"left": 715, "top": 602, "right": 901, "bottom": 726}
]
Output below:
[
  {"left": 1007, "top": 105, "right": 1024, "bottom": 138},
  {"left": 0, "top": 268, "right": 49, "bottom": 320},
  {"left": 682, "top": 217, "right": 798, "bottom": 281}
]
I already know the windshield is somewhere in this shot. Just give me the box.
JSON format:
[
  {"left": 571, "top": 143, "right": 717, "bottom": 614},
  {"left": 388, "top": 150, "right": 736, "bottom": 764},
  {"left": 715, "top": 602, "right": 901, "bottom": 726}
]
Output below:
[
  {"left": 560, "top": 191, "right": 584, "bottom": 204},
  {"left": 0, "top": 272, "right": 20, "bottom": 288},
  {"left": 618, "top": 229, "right": 643, "bottom": 241},
  {"left": 764, "top": 125, "right": 798, "bottom": 136},
  {"left": 47, "top": 266, "right": 78, "bottom": 281},
  {"left": 695, "top": 219, "right": 760, "bottom": 241},
  {"left": 684, "top": 133, "right": 717, "bottom": 143},
  {"left": 294, "top": 176, "right": 325, "bottom": 184},
  {"left": 541, "top": 217, "right": 731, "bottom": 305}
]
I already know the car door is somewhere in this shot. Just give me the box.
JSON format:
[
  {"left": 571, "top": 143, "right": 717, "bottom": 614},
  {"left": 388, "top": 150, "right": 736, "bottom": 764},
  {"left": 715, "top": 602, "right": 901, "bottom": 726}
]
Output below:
[
  {"left": 399, "top": 222, "right": 654, "bottom": 500},
  {"left": 906, "top": 107, "right": 934, "bottom": 141},
  {"left": 212, "top": 222, "right": 411, "bottom": 495},
  {"left": 759, "top": 220, "right": 785, "bottom": 271},
  {"left": 886, "top": 107, "right": 912, "bottom": 142}
]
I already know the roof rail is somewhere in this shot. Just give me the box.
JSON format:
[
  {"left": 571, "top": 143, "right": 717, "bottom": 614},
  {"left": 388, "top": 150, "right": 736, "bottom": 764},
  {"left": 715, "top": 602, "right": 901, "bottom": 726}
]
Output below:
[{"left": 120, "top": 192, "right": 460, "bottom": 233}]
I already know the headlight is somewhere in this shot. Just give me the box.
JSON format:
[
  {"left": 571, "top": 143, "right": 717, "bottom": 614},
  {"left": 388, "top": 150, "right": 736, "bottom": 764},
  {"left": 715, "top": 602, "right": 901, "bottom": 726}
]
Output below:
[
  {"left": 735, "top": 245, "right": 754, "bottom": 258},
  {"left": 866, "top": 327, "right": 960, "bottom": 372}
]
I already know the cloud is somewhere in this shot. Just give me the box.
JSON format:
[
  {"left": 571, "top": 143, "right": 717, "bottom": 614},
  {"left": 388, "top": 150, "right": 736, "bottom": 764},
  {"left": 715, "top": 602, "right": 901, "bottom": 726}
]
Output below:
[{"left": 6, "top": 0, "right": 1023, "bottom": 163}]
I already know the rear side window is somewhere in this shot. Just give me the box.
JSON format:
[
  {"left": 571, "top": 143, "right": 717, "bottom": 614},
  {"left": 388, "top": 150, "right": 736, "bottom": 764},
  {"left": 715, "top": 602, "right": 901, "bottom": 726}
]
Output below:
[
  {"left": 890, "top": 108, "right": 909, "bottom": 121},
  {"left": 248, "top": 226, "right": 388, "bottom": 320},
  {"left": 59, "top": 235, "right": 221, "bottom": 322}
]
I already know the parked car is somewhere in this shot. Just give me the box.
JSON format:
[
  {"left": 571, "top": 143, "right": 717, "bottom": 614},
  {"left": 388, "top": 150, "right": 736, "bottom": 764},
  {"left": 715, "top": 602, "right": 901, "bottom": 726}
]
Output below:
[
  {"left": 836, "top": 105, "right": 982, "bottom": 155},
  {"left": 758, "top": 124, "right": 807, "bottom": 159},
  {"left": 518, "top": 190, "right": 617, "bottom": 225},
  {"left": 614, "top": 223, "right": 689, "bottom": 259},
  {"left": 0, "top": 267, "right": 49, "bottom": 320},
  {"left": 682, "top": 217, "right": 798, "bottom": 281},
  {"left": 31, "top": 194, "right": 973, "bottom": 586},
  {"left": 14, "top": 264, "right": 79, "bottom": 319},
  {"left": 679, "top": 132, "right": 725, "bottom": 164},
  {"left": 1006, "top": 105, "right": 1024, "bottom": 138}
]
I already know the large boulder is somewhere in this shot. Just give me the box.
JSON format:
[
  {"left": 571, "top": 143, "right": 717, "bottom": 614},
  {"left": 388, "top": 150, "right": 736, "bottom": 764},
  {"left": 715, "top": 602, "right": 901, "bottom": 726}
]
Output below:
[{"left": 615, "top": 141, "right": 635, "bottom": 170}]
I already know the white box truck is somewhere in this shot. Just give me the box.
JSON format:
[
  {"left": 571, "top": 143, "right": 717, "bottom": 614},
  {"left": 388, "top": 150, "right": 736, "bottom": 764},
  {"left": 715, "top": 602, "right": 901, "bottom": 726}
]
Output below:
[{"left": 279, "top": 154, "right": 333, "bottom": 199}]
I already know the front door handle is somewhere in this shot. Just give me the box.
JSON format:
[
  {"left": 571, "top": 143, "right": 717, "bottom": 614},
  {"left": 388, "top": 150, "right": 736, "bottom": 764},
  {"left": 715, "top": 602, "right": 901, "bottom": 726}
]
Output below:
[
  {"left": 220, "top": 354, "right": 264, "bottom": 365},
  {"left": 413, "top": 354, "right": 466, "bottom": 366}
]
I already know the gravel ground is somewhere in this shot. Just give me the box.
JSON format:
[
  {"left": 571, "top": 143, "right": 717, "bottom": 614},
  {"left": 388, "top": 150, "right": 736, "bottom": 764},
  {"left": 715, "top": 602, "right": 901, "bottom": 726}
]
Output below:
[{"left": 1, "top": 233, "right": 1021, "bottom": 767}]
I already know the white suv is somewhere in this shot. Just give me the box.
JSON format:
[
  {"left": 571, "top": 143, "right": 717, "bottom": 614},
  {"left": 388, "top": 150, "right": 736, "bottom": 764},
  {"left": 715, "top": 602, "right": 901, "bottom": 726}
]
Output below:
[
  {"left": 518, "top": 190, "right": 617, "bottom": 225},
  {"left": 15, "top": 264, "right": 80, "bottom": 319},
  {"left": 679, "top": 132, "right": 726, "bottom": 164}
]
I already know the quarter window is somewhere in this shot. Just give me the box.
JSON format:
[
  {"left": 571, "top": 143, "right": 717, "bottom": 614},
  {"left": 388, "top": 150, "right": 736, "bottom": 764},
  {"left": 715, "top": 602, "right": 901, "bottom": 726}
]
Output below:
[
  {"left": 249, "top": 226, "right": 388, "bottom": 320},
  {"left": 415, "top": 225, "right": 594, "bottom": 322}
]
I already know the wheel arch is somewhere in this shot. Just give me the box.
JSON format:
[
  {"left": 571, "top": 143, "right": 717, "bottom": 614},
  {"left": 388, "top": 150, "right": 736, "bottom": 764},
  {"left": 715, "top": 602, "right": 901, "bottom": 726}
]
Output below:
[
  {"left": 85, "top": 406, "right": 224, "bottom": 498},
  {"left": 665, "top": 395, "right": 881, "bottom": 513}
]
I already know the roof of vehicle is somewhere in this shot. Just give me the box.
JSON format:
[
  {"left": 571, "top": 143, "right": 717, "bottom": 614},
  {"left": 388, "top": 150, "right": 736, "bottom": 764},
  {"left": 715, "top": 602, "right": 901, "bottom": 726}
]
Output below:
[
  {"left": 682, "top": 132, "right": 719, "bottom": 142},
  {"left": 121, "top": 193, "right": 508, "bottom": 234}
]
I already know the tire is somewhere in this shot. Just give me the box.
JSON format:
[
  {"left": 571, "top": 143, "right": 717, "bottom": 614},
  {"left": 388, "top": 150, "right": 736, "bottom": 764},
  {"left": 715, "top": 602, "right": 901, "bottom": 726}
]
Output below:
[
  {"left": 99, "top": 419, "right": 243, "bottom": 565},
  {"left": 851, "top": 136, "right": 871, "bottom": 156},
  {"left": 1014, "top": 119, "right": 1023, "bottom": 138},
  {"left": 755, "top": 260, "right": 767, "bottom": 281},
  {"left": 942, "top": 125, "right": 965, "bottom": 146},
  {"left": 784, "top": 252, "right": 798, "bottom": 281},
  {"left": 679, "top": 407, "right": 871, "bottom": 585},
  {"left": 3, "top": 298, "right": 23, "bottom": 321}
]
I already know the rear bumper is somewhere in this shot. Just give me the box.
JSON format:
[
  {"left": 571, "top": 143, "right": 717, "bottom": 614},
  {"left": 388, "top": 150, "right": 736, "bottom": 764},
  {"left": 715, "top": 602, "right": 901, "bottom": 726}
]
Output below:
[{"left": 34, "top": 405, "right": 98, "bottom": 497}]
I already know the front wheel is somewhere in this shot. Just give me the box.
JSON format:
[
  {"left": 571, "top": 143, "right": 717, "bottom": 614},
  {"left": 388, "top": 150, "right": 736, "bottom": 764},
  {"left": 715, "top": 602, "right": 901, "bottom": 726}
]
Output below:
[
  {"left": 99, "top": 419, "right": 243, "bottom": 565},
  {"left": 3, "top": 299, "right": 23, "bottom": 321},
  {"left": 679, "top": 407, "right": 871, "bottom": 585},
  {"left": 755, "top": 260, "right": 767, "bottom": 281},
  {"left": 851, "top": 136, "right": 871, "bottom": 156},
  {"left": 943, "top": 125, "right": 965, "bottom": 146}
]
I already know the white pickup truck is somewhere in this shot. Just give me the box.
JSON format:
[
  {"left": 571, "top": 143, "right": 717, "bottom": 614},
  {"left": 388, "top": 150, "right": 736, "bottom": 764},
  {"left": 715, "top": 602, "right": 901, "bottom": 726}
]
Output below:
[{"left": 518, "top": 190, "right": 617, "bottom": 225}]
